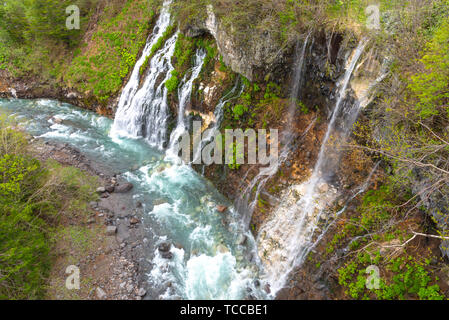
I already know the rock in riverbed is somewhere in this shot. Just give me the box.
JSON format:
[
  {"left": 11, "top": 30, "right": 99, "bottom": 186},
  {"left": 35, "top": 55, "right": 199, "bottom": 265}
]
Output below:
[
  {"left": 96, "top": 287, "right": 107, "bottom": 299},
  {"left": 96, "top": 187, "right": 106, "bottom": 193},
  {"left": 161, "top": 251, "right": 173, "bottom": 259},
  {"left": 137, "top": 288, "right": 146, "bottom": 297},
  {"left": 158, "top": 242, "right": 171, "bottom": 253},
  {"left": 217, "top": 205, "right": 228, "bottom": 213},
  {"left": 106, "top": 226, "right": 117, "bottom": 236},
  {"left": 53, "top": 117, "right": 63, "bottom": 124},
  {"left": 115, "top": 182, "right": 133, "bottom": 193}
]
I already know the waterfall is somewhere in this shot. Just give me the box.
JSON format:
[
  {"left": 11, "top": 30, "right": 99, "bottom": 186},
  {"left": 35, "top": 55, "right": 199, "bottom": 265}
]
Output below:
[
  {"left": 257, "top": 39, "right": 368, "bottom": 295},
  {"left": 111, "top": 0, "right": 176, "bottom": 149},
  {"left": 285, "top": 31, "right": 312, "bottom": 137},
  {"left": 190, "top": 78, "right": 244, "bottom": 165},
  {"left": 235, "top": 33, "right": 312, "bottom": 228},
  {"left": 167, "top": 49, "right": 206, "bottom": 155}
]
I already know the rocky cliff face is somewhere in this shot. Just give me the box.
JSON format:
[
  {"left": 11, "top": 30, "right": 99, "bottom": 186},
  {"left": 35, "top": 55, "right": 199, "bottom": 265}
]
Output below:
[{"left": 181, "top": 5, "right": 289, "bottom": 82}]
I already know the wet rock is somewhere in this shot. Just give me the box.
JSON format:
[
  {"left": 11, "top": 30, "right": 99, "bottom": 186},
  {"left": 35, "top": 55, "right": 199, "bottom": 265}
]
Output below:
[
  {"left": 292, "top": 184, "right": 306, "bottom": 198},
  {"left": 115, "top": 182, "right": 133, "bottom": 193},
  {"left": 217, "top": 205, "right": 228, "bottom": 213},
  {"left": 161, "top": 251, "right": 173, "bottom": 259},
  {"left": 264, "top": 284, "right": 271, "bottom": 294},
  {"left": 130, "top": 217, "right": 139, "bottom": 225},
  {"left": 66, "top": 92, "right": 78, "bottom": 99},
  {"left": 137, "top": 288, "right": 147, "bottom": 297},
  {"left": 158, "top": 242, "right": 171, "bottom": 253},
  {"left": 174, "top": 243, "right": 184, "bottom": 250},
  {"left": 96, "top": 187, "right": 106, "bottom": 193},
  {"left": 236, "top": 234, "right": 247, "bottom": 246},
  {"left": 216, "top": 244, "right": 229, "bottom": 254},
  {"left": 153, "top": 198, "right": 168, "bottom": 206},
  {"left": 105, "top": 185, "right": 115, "bottom": 193},
  {"left": 106, "top": 226, "right": 117, "bottom": 236},
  {"left": 318, "top": 182, "right": 329, "bottom": 193},
  {"left": 53, "top": 117, "right": 63, "bottom": 124},
  {"left": 96, "top": 287, "right": 107, "bottom": 299}
]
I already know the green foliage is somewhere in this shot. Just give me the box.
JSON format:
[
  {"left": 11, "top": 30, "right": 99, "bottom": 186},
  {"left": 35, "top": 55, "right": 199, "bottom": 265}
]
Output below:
[
  {"left": 165, "top": 70, "right": 180, "bottom": 93},
  {"left": 226, "top": 142, "right": 243, "bottom": 170},
  {"left": 0, "top": 0, "right": 94, "bottom": 46},
  {"left": 196, "top": 38, "right": 218, "bottom": 66},
  {"left": 0, "top": 152, "right": 50, "bottom": 300},
  {"left": 358, "top": 185, "right": 396, "bottom": 231},
  {"left": 232, "top": 104, "right": 249, "bottom": 120},
  {"left": 297, "top": 100, "right": 309, "bottom": 114},
  {"left": 338, "top": 254, "right": 445, "bottom": 300},
  {"left": 0, "top": 120, "right": 98, "bottom": 299},
  {"left": 65, "top": 1, "right": 157, "bottom": 103},
  {"left": 173, "top": 32, "right": 195, "bottom": 70},
  {"left": 408, "top": 18, "right": 449, "bottom": 119},
  {"left": 140, "top": 24, "right": 176, "bottom": 76},
  {"left": 263, "top": 82, "right": 281, "bottom": 102}
]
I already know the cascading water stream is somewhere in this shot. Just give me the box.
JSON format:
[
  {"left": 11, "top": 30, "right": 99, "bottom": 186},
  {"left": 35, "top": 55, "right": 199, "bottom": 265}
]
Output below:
[
  {"left": 167, "top": 49, "right": 206, "bottom": 155},
  {"left": 0, "top": 0, "right": 267, "bottom": 300},
  {"left": 114, "top": 0, "right": 172, "bottom": 117},
  {"left": 111, "top": 0, "right": 177, "bottom": 149},
  {"left": 257, "top": 39, "right": 368, "bottom": 294},
  {"left": 191, "top": 79, "right": 244, "bottom": 166},
  {"left": 235, "top": 33, "right": 312, "bottom": 228},
  {"left": 100, "top": 1, "right": 267, "bottom": 300}
]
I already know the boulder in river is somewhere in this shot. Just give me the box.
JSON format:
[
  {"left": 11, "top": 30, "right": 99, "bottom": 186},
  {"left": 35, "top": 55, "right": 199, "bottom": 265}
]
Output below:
[
  {"left": 161, "top": 251, "right": 173, "bottom": 259},
  {"left": 217, "top": 205, "right": 228, "bottom": 213},
  {"left": 115, "top": 182, "right": 133, "bottom": 193},
  {"left": 153, "top": 198, "right": 168, "bottom": 206},
  {"left": 158, "top": 242, "right": 171, "bottom": 253},
  {"left": 264, "top": 284, "right": 271, "bottom": 294},
  {"left": 53, "top": 117, "right": 63, "bottom": 124},
  {"left": 236, "top": 234, "right": 247, "bottom": 246}
]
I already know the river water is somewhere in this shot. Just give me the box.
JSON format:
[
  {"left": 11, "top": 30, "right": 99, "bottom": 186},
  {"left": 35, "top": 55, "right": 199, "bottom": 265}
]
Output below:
[{"left": 0, "top": 98, "right": 267, "bottom": 300}]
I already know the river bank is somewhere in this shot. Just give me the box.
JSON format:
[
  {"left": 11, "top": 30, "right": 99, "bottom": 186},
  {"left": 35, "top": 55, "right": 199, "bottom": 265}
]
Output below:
[{"left": 22, "top": 134, "right": 147, "bottom": 300}]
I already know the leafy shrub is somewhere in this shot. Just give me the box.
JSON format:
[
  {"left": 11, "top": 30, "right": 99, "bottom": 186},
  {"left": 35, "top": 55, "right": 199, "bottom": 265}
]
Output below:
[
  {"left": 165, "top": 70, "right": 180, "bottom": 93},
  {"left": 0, "top": 120, "right": 97, "bottom": 299}
]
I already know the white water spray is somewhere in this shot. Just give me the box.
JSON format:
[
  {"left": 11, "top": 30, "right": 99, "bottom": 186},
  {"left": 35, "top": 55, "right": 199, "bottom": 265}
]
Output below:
[
  {"left": 167, "top": 49, "right": 206, "bottom": 154},
  {"left": 111, "top": 0, "right": 177, "bottom": 149},
  {"left": 257, "top": 39, "right": 368, "bottom": 294},
  {"left": 235, "top": 33, "right": 312, "bottom": 228}
]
